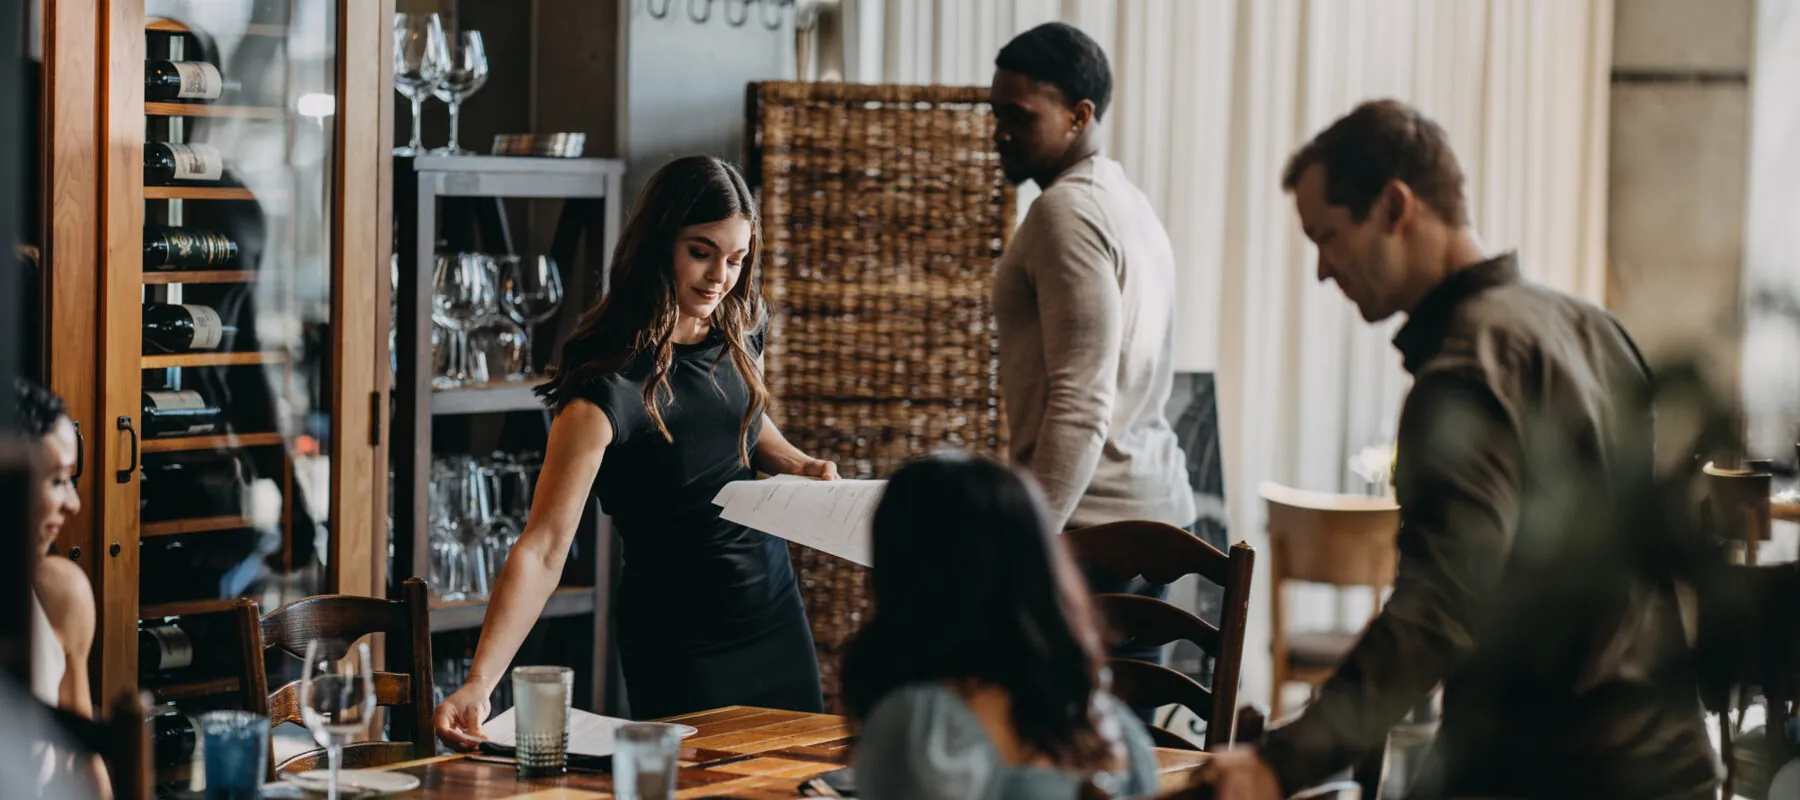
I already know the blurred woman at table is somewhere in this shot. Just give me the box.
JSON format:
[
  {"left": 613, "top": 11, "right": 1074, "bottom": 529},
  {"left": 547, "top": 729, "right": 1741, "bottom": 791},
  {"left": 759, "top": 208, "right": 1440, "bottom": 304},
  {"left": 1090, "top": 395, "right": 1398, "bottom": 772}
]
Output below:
[
  {"left": 433, "top": 155, "right": 833, "bottom": 745},
  {"left": 17, "top": 379, "right": 109, "bottom": 796},
  {"left": 843, "top": 452, "right": 1160, "bottom": 800}
]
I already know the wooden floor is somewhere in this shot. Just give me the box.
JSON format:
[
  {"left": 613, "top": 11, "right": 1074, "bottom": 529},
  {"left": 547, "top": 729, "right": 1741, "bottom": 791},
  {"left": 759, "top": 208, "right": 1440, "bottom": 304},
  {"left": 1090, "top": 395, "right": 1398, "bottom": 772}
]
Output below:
[{"left": 371, "top": 705, "right": 1210, "bottom": 798}]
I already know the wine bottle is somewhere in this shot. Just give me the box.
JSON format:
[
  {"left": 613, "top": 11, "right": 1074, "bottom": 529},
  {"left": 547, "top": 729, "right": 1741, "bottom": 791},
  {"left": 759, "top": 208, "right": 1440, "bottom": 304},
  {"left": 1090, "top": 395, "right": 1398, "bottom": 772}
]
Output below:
[
  {"left": 141, "top": 389, "right": 224, "bottom": 439},
  {"left": 143, "top": 303, "right": 235, "bottom": 354},
  {"left": 145, "top": 142, "right": 224, "bottom": 185},
  {"left": 144, "top": 226, "right": 238, "bottom": 270},
  {"left": 145, "top": 59, "right": 225, "bottom": 102},
  {"left": 139, "top": 621, "right": 197, "bottom": 677},
  {"left": 141, "top": 452, "right": 250, "bottom": 522},
  {"left": 151, "top": 706, "right": 204, "bottom": 768}
]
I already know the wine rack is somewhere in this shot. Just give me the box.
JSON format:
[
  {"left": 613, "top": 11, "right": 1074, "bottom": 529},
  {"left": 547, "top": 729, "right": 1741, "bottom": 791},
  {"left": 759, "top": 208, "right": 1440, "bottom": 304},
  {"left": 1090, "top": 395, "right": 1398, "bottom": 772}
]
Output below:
[{"left": 55, "top": 0, "right": 389, "bottom": 725}]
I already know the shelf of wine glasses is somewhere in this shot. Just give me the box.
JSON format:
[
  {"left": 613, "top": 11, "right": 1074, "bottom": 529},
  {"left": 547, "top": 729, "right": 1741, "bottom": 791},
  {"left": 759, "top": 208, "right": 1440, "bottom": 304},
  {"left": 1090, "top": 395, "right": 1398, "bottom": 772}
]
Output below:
[
  {"left": 146, "top": 102, "right": 287, "bottom": 120},
  {"left": 144, "top": 186, "right": 258, "bottom": 201},
  {"left": 430, "top": 380, "right": 549, "bottom": 416},
  {"left": 141, "top": 432, "right": 284, "bottom": 454},
  {"left": 143, "top": 350, "right": 287, "bottom": 369},
  {"left": 146, "top": 17, "right": 287, "bottom": 37},
  {"left": 150, "top": 675, "right": 243, "bottom": 703},
  {"left": 142, "top": 270, "right": 259, "bottom": 285},
  {"left": 142, "top": 515, "right": 256, "bottom": 538},
  {"left": 429, "top": 585, "right": 596, "bottom": 632}
]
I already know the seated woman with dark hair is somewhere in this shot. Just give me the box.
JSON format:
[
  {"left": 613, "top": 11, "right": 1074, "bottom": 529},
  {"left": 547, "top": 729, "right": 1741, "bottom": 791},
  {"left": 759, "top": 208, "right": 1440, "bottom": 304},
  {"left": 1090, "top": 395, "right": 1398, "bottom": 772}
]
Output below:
[{"left": 843, "top": 452, "right": 1159, "bottom": 800}]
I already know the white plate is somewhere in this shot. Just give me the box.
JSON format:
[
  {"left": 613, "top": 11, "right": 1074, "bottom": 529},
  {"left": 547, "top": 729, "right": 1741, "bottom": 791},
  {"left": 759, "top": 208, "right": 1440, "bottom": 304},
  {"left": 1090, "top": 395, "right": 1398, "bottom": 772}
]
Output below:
[{"left": 282, "top": 769, "right": 422, "bottom": 796}]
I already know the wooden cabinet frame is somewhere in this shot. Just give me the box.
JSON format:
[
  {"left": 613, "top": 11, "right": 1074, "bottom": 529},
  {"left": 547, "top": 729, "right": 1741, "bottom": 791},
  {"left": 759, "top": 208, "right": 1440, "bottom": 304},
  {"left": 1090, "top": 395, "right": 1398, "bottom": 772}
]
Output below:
[{"left": 40, "top": 0, "right": 392, "bottom": 711}]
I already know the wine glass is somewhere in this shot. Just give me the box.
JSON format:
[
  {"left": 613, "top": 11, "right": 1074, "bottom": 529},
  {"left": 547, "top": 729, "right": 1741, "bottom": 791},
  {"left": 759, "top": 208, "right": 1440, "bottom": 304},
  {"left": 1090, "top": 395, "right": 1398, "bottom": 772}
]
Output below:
[
  {"left": 429, "top": 31, "right": 489, "bottom": 156},
  {"left": 393, "top": 13, "right": 449, "bottom": 156},
  {"left": 470, "top": 314, "right": 527, "bottom": 383},
  {"left": 300, "top": 639, "right": 376, "bottom": 800},
  {"left": 433, "top": 254, "right": 498, "bottom": 385},
  {"left": 500, "top": 256, "right": 565, "bottom": 378}
]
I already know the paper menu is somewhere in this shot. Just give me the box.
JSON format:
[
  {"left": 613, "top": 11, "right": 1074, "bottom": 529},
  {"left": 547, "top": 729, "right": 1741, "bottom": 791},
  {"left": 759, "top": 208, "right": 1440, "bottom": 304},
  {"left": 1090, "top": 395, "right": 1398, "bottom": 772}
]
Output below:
[
  {"left": 481, "top": 707, "right": 681, "bottom": 757},
  {"left": 713, "top": 475, "right": 887, "bottom": 567}
]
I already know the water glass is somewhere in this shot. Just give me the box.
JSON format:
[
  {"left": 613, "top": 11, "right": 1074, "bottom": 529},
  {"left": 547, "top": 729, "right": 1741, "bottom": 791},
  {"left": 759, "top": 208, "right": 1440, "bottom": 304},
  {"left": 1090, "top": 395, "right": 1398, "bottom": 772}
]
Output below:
[
  {"left": 511, "top": 665, "right": 573, "bottom": 778},
  {"left": 199, "top": 710, "right": 268, "bottom": 800},
  {"left": 614, "top": 723, "right": 681, "bottom": 800}
]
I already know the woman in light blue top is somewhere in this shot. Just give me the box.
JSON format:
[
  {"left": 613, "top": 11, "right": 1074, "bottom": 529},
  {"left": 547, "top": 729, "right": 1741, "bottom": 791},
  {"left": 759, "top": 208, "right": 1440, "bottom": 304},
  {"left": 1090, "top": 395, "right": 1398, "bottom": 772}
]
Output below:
[{"left": 842, "top": 452, "right": 1161, "bottom": 799}]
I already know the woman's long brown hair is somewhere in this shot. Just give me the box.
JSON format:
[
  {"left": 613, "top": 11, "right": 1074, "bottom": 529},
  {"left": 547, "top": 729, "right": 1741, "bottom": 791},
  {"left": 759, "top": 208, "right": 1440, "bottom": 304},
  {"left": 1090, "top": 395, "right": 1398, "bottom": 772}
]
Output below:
[{"left": 536, "top": 155, "right": 769, "bottom": 465}]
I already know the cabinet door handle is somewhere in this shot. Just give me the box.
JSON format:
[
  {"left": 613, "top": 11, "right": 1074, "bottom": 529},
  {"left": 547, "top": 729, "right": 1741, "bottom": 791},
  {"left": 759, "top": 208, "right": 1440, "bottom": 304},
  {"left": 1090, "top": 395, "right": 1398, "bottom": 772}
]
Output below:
[
  {"left": 116, "top": 416, "right": 138, "bottom": 484},
  {"left": 71, "top": 420, "right": 84, "bottom": 487}
]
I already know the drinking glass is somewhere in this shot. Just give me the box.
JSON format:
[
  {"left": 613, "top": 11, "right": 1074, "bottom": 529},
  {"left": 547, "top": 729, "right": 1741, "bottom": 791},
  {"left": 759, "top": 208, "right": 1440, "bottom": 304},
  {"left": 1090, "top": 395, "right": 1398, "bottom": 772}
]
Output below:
[
  {"left": 428, "top": 31, "right": 489, "bottom": 156},
  {"left": 432, "top": 254, "right": 498, "bottom": 385},
  {"left": 200, "top": 710, "right": 268, "bottom": 800},
  {"left": 482, "top": 459, "right": 524, "bottom": 587},
  {"left": 393, "top": 13, "right": 449, "bottom": 156},
  {"left": 427, "top": 461, "right": 469, "bottom": 600},
  {"left": 456, "top": 458, "right": 494, "bottom": 599},
  {"left": 511, "top": 666, "right": 573, "bottom": 778},
  {"left": 500, "top": 256, "right": 564, "bottom": 378},
  {"left": 470, "top": 315, "right": 527, "bottom": 383},
  {"left": 614, "top": 723, "right": 681, "bottom": 800},
  {"left": 300, "top": 639, "right": 376, "bottom": 800}
]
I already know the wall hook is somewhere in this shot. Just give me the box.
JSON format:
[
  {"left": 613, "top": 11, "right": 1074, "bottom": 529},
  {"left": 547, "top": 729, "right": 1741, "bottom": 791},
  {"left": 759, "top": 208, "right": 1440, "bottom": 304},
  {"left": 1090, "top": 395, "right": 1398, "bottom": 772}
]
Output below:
[
  {"left": 724, "top": 0, "right": 751, "bottom": 27},
  {"left": 688, "top": 0, "right": 713, "bottom": 24},
  {"left": 647, "top": 0, "right": 671, "bottom": 19},
  {"left": 760, "top": 0, "right": 790, "bottom": 30}
]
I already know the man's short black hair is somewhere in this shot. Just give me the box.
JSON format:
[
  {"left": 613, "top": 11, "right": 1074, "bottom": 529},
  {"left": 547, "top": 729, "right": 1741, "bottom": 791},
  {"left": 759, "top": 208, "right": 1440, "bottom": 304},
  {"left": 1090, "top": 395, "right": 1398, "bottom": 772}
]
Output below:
[
  {"left": 995, "top": 22, "right": 1113, "bottom": 121},
  {"left": 15, "top": 379, "right": 68, "bottom": 439}
]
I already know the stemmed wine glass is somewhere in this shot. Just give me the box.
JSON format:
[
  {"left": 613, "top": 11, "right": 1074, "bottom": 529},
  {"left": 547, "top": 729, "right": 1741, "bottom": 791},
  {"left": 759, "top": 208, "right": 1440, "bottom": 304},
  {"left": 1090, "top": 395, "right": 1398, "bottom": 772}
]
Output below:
[
  {"left": 433, "top": 253, "right": 498, "bottom": 386},
  {"left": 429, "top": 31, "right": 489, "bottom": 156},
  {"left": 393, "top": 13, "right": 449, "bottom": 157},
  {"left": 300, "top": 639, "right": 376, "bottom": 800},
  {"left": 501, "top": 256, "right": 565, "bottom": 378}
]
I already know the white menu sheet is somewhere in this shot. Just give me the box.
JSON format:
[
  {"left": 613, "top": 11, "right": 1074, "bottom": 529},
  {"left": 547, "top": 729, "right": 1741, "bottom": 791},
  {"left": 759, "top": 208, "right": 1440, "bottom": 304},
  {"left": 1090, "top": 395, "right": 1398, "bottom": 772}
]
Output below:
[
  {"left": 481, "top": 707, "right": 694, "bottom": 757},
  {"left": 713, "top": 475, "right": 887, "bottom": 566}
]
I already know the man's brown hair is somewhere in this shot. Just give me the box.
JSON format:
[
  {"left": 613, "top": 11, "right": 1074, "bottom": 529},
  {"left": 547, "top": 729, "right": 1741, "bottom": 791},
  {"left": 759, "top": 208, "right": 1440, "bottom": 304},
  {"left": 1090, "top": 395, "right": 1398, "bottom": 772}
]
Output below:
[{"left": 1282, "top": 99, "right": 1468, "bottom": 227}]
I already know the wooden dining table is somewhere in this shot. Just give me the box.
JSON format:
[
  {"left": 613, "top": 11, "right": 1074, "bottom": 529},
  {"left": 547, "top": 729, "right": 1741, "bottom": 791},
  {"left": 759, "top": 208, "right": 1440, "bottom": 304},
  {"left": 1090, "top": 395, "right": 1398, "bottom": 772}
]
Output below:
[{"left": 368, "top": 705, "right": 1210, "bottom": 799}]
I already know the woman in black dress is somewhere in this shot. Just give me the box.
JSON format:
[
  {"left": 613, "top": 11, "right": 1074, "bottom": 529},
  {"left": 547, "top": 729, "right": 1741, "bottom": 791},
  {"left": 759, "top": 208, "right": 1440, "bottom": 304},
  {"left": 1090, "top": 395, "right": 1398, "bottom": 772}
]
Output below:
[{"left": 434, "top": 155, "right": 831, "bottom": 744}]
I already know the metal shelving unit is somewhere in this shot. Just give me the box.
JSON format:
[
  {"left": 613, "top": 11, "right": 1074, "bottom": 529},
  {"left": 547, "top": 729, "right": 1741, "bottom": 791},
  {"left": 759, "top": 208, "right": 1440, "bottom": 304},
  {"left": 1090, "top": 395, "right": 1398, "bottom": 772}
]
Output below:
[{"left": 392, "top": 155, "right": 625, "bottom": 707}]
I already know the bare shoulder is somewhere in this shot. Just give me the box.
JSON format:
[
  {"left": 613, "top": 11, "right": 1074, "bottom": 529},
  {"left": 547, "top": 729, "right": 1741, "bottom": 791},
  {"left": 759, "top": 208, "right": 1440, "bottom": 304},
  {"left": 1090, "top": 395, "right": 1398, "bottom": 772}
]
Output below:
[
  {"left": 34, "top": 557, "right": 96, "bottom": 651},
  {"left": 552, "top": 397, "right": 614, "bottom": 443}
]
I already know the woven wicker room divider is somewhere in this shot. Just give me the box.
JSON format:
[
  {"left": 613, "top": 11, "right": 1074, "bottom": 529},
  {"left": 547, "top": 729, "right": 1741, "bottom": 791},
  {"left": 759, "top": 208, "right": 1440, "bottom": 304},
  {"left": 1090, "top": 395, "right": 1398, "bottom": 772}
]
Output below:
[{"left": 745, "top": 81, "right": 1016, "bottom": 703}]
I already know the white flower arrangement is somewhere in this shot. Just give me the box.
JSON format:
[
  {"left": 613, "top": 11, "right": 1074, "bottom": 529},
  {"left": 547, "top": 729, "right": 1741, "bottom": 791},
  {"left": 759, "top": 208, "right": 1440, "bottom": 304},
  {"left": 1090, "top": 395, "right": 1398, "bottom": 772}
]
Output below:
[{"left": 1349, "top": 442, "right": 1397, "bottom": 493}]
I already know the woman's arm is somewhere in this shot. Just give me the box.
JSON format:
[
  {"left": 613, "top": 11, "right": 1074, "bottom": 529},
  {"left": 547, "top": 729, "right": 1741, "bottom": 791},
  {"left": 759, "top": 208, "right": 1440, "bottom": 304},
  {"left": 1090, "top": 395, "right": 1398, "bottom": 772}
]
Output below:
[
  {"left": 754, "top": 414, "right": 839, "bottom": 479},
  {"left": 434, "top": 400, "right": 612, "bottom": 749},
  {"left": 36, "top": 557, "right": 110, "bottom": 796}
]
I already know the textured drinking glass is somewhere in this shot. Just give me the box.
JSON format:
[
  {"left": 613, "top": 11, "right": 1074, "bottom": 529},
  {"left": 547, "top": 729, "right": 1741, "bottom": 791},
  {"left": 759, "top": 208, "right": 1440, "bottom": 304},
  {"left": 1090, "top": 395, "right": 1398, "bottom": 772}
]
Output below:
[
  {"left": 512, "top": 665, "right": 573, "bottom": 777},
  {"left": 200, "top": 710, "right": 268, "bottom": 800},
  {"left": 613, "top": 723, "right": 681, "bottom": 800}
]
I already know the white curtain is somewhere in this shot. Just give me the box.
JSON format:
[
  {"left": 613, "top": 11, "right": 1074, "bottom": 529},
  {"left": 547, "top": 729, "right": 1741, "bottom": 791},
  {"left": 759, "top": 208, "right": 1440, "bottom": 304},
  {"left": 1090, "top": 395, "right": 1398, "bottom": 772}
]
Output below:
[{"left": 854, "top": 0, "right": 1614, "bottom": 710}]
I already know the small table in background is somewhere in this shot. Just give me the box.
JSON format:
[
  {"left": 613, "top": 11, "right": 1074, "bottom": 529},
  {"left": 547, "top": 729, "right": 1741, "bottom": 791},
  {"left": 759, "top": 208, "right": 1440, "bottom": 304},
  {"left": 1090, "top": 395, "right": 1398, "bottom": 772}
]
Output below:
[{"left": 369, "top": 705, "right": 1210, "bottom": 799}]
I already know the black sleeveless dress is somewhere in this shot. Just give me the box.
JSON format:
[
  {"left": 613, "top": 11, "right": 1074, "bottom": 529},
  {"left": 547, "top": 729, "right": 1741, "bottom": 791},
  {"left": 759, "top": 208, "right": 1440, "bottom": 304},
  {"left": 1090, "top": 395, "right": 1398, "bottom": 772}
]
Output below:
[{"left": 578, "top": 329, "right": 824, "bottom": 719}]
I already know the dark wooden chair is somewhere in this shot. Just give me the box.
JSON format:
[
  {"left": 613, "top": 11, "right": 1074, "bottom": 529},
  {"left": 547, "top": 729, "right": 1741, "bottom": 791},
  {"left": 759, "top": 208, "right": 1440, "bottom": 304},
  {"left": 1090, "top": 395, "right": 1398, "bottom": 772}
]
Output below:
[
  {"left": 1063, "top": 521, "right": 1255, "bottom": 750},
  {"left": 257, "top": 577, "right": 434, "bottom": 775}
]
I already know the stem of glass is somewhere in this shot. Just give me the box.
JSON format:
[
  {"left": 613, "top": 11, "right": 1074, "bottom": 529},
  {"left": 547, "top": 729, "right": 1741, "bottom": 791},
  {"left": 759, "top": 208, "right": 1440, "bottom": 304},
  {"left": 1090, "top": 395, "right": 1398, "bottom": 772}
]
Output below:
[
  {"left": 447, "top": 98, "right": 463, "bottom": 153},
  {"left": 409, "top": 96, "right": 426, "bottom": 152},
  {"left": 327, "top": 739, "right": 343, "bottom": 800},
  {"left": 521, "top": 323, "right": 536, "bottom": 378}
]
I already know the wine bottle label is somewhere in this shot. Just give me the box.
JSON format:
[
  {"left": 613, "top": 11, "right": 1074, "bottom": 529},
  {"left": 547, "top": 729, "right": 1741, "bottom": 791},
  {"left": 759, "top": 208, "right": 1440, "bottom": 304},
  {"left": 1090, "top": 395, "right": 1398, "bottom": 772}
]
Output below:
[
  {"left": 155, "top": 230, "right": 235, "bottom": 267},
  {"left": 171, "top": 62, "right": 223, "bottom": 100},
  {"left": 165, "top": 143, "right": 224, "bottom": 181},
  {"left": 181, "top": 304, "right": 225, "bottom": 350},
  {"left": 147, "top": 625, "right": 195, "bottom": 670},
  {"left": 146, "top": 390, "right": 206, "bottom": 412}
]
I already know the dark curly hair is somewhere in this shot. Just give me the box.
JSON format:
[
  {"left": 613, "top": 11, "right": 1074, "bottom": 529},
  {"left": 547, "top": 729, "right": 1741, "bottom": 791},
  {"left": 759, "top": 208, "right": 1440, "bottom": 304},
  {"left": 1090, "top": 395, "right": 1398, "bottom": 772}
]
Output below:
[
  {"left": 15, "top": 379, "right": 69, "bottom": 439},
  {"left": 995, "top": 22, "right": 1114, "bottom": 121}
]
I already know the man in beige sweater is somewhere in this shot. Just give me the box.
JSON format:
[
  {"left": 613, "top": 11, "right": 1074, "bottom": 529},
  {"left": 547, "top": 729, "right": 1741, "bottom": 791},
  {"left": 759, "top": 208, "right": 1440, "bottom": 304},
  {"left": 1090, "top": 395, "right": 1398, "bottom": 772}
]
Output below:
[{"left": 990, "top": 23, "right": 1196, "bottom": 662}]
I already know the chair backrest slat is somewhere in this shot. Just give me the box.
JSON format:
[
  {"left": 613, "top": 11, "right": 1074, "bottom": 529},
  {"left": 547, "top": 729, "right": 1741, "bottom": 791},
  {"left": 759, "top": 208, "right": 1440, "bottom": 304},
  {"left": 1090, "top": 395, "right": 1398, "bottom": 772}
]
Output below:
[
  {"left": 267, "top": 672, "right": 415, "bottom": 727},
  {"left": 1064, "top": 522, "right": 1255, "bottom": 749}
]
